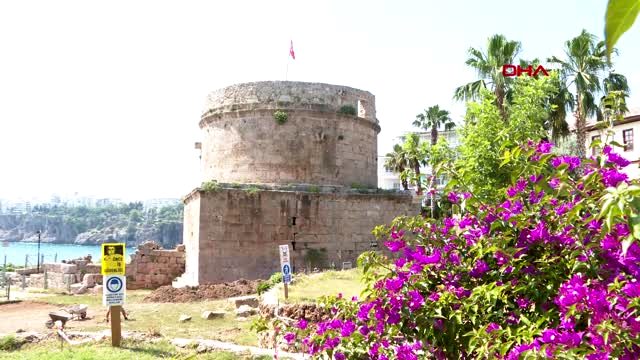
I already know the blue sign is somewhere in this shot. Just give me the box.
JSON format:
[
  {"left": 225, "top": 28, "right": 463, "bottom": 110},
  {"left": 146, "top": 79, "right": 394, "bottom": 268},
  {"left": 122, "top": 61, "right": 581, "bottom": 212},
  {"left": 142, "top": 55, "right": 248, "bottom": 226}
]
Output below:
[
  {"left": 282, "top": 264, "right": 291, "bottom": 275},
  {"left": 283, "top": 273, "right": 292, "bottom": 284},
  {"left": 106, "top": 276, "right": 123, "bottom": 293}
]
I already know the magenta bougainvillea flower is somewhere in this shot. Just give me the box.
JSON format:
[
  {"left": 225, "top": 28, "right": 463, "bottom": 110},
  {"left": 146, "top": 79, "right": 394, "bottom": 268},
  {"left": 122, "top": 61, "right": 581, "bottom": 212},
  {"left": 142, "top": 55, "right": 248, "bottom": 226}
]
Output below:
[{"left": 277, "top": 140, "right": 640, "bottom": 359}]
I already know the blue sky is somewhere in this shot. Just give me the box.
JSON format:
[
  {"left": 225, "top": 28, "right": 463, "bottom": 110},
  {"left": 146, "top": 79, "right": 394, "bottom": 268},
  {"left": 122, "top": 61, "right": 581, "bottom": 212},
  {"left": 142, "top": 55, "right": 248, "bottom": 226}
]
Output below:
[{"left": 0, "top": 0, "right": 638, "bottom": 200}]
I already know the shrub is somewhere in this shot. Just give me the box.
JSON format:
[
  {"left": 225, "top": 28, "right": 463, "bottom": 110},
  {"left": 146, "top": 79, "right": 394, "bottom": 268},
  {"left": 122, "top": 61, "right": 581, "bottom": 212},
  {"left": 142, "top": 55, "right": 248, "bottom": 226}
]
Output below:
[
  {"left": 269, "top": 271, "right": 283, "bottom": 284},
  {"left": 278, "top": 140, "right": 640, "bottom": 359},
  {"left": 257, "top": 281, "right": 272, "bottom": 296},
  {"left": 273, "top": 110, "right": 288, "bottom": 125},
  {"left": 309, "top": 186, "right": 320, "bottom": 193},
  {"left": 257, "top": 272, "right": 285, "bottom": 296},
  {"left": 338, "top": 105, "right": 357, "bottom": 116},
  {"left": 201, "top": 180, "right": 221, "bottom": 193},
  {"left": 245, "top": 186, "right": 260, "bottom": 196},
  {"left": 0, "top": 335, "right": 24, "bottom": 351}
]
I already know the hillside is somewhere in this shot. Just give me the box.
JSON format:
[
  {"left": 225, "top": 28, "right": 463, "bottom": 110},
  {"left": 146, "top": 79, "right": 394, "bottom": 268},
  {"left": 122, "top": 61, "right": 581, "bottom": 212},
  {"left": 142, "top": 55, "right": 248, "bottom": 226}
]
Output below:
[{"left": 0, "top": 202, "right": 183, "bottom": 248}]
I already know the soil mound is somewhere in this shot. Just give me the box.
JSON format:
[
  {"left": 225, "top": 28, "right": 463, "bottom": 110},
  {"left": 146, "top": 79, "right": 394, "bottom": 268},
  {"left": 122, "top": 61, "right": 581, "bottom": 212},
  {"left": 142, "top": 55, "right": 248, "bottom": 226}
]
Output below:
[{"left": 143, "top": 279, "right": 259, "bottom": 303}]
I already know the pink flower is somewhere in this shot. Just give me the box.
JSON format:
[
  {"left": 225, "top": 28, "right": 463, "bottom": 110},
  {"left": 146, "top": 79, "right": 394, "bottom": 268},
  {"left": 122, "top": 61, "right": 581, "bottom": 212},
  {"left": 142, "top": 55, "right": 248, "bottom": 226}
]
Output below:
[
  {"left": 284, "top": 332, "right": 296, "bottom": 344},
  {"left": 486, "top": 323, "right": 501, "bottom": 333}
]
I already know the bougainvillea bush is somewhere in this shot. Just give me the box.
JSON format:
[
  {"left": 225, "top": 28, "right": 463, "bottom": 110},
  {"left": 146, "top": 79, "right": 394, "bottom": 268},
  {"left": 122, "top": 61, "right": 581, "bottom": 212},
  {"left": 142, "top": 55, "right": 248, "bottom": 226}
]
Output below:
[{"left": 278, "top": 140, "right": 640, "bottom": 359}]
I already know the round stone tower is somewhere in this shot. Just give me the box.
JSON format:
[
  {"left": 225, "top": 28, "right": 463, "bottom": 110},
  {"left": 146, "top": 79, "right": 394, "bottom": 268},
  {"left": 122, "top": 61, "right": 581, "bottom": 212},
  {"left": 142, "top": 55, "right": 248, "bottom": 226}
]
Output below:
[{"left": 199, "top": 81, "right": 380, "bottom": 188}]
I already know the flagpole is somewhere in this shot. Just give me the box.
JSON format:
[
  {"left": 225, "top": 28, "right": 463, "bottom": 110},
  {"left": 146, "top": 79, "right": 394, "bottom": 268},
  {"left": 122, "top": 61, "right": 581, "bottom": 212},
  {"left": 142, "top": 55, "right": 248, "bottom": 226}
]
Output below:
[{"left": 286, "top": 40, "right": 290, "bottom": 80}]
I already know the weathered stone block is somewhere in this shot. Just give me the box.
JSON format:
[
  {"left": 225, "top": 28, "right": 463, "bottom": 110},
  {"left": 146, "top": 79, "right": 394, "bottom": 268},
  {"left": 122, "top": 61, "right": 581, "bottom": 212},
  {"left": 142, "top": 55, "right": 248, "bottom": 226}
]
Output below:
[
  {"left": 84, "top": 264, "right": 101, "bottom": 274},
  {"left": 70, "top": 283, "right": 88, "bottom": 294},
  {"left": 83, "top": 273, "right": 102, "bottom": 287},
  {"left": 229, "top": 295, "right": 259, "bottom": 309},
  {"left": 201, "top": 311, "right": 226, "bottom": 320},
  {"left": 235, "top": 305, "right": 257, "bottom": 317}
]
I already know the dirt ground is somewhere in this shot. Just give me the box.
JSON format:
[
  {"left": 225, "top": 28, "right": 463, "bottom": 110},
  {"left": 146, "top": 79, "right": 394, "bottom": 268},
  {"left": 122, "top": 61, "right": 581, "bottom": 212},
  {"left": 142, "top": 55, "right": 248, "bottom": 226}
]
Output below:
[
  {"left": 143, "top": 279, "right": 259, "bottom": 302},
  {"left": 0, "top": 301, "right": 105, "bottom": 334}
]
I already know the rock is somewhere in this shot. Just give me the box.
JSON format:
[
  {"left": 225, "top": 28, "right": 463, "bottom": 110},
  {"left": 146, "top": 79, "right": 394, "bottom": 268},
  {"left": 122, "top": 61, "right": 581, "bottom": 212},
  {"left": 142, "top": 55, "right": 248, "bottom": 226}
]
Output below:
[
  {"left": 70, "top": 283, "right": 88, "bottom": 294},
  {"left": 84, "top": 264, "right": 102, "bottom": 274},
  {"left": 16, "top": 331, "right": 42, "bottom": 343},
  {"left": 15, "top": 329, "right": 25, "bottom": 333},
  {"left": 229, "top": 295, "right": 259, "bottom": 309},
  {"left": 176, "top": 244, "right": 186, "bottom": 252},
  {"left": 201, "top": 311, "right": 226, "bottom": 320},
  {"left": 140, "top": 241, "right": 161, "bottom": 251},
  {"left": 235, "top": 305, "right": 257, "bottom": 317},
  {"left": 178, "top": 314, "right": 192, "bottom": 322},
  {"left": 90, "top": 284, "right": 103, "bottom": 294},
  {"left": 82, "top": 273, "right": 102, "bottom": 287},
  {"left": 172, "top": 338, "right": 195, "bottom": 348},
  {"left": 44, "top": 263, "right": 78, "bottom": 274}
]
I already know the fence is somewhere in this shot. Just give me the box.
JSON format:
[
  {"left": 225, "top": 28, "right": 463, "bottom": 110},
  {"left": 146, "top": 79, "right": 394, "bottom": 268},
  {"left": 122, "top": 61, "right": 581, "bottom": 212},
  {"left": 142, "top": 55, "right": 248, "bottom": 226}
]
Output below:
[{"left": 1, "top": 255, "right": 10, "bottom": 301}]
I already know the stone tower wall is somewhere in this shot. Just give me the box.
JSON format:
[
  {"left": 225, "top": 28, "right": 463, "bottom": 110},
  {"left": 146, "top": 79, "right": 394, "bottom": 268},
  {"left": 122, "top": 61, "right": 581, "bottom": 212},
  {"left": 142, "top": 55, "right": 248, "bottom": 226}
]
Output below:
[
  {"left": 199, "top": 81, "right": 379, "bottom": 188},
  {"left": 177, "top": 188, "right": 418, "bottom": 285}
]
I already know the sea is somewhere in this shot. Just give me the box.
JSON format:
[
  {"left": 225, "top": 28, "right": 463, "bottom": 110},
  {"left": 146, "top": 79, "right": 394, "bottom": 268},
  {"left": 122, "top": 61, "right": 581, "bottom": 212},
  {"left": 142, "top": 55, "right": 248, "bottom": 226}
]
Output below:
[{"left": 0, "top": 242, "right": 135, "bottom": 267}]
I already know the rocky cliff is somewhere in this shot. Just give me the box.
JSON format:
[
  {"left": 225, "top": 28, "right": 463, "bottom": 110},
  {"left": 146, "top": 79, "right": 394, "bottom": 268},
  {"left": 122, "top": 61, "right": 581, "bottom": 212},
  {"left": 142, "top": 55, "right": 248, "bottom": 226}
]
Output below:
[{"left": 0, "top": 204, "right": 183, "bottom": 248}]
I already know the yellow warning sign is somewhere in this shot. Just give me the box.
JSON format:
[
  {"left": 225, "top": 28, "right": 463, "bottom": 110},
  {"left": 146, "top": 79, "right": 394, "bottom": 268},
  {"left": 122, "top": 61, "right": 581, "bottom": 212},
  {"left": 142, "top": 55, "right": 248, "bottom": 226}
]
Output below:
[{"left": 101, "top": 243, "right": 126, "bottom": 275}]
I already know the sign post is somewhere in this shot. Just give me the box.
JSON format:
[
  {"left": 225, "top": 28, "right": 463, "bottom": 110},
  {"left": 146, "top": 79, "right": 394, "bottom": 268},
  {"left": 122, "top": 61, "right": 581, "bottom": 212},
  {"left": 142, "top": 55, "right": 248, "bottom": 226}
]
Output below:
[
  {"left": 279, "top": 245, "right": 292, "bottom": 299},
  {"left": 101, "top": 243, "right": 126, "bottom": 347}
]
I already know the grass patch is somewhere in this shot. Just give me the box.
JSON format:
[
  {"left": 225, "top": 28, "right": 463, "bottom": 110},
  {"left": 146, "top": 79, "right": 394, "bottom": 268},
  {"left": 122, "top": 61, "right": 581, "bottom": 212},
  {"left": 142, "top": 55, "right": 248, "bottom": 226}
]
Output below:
[
  {"left": 276, "top": 268, "right": 364, "bottom": 303},
  {"left": 0, "top": 335, "right": 24, "bottom": 351},
  {"left": 0, "top": 338, "right": 263, "bottom": 360},
  {"left": 33, "top": 290, "right": 258, "bottom": 346}
]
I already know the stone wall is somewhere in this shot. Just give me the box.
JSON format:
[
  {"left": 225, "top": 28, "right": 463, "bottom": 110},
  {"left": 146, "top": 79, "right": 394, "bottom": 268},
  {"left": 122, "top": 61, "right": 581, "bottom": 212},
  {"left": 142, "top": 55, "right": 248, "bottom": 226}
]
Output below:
[
  {"left": 203, "top": 81, "right": 376, "bottom": 123},
  {"left": 200, "top": 109, "right": 379, "bottom": 188},
  {"left": 12, "top": 259, "right": 101, "bottom": 290},
  {"left": 126, "top": 241, "right": 186, "bottom": 289},
  {"left": 176, "top": 188, "right": 418, "bottom": 285}
]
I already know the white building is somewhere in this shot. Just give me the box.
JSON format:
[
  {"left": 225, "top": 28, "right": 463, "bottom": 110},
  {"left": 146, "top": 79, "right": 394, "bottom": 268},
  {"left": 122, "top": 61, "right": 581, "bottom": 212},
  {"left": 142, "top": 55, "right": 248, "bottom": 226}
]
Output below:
[
  {"left": 378, "top": 129, "right": 459, "bottom": 190},
  {"left": 586, "top": 108, "right": 640, "bottom": 179},
  {"left": 143, "top": 198, "right": 181, "bottom": 210}
]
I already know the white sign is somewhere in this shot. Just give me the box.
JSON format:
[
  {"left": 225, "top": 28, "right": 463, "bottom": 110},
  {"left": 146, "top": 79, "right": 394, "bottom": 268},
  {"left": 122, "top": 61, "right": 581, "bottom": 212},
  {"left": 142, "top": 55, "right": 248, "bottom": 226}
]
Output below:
[
  {"left": 103, "top": 275, "right": 126, "bottom": 306},
  {"left": 279, "top": 245, "right": 292, "bottom": 284}
]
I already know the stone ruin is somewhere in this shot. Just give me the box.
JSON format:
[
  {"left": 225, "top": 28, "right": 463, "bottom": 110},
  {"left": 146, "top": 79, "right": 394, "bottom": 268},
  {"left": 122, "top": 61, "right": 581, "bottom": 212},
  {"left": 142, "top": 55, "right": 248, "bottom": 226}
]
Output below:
[
  {"left": 7, "top": 241, "right": 185, "bottom": 292},
  {"left": 174, "top": 81, "right": 420, "bottom": 286},
  {"left": 126, "top": 241, "right": 186, "bottom": 289}
]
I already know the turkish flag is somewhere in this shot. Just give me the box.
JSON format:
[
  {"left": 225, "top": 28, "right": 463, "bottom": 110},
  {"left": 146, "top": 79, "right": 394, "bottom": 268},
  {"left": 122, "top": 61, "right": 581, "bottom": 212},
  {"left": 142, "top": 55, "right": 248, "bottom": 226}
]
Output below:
[{"left": 289, "top": 40, "right": 295, "bottom": 60}]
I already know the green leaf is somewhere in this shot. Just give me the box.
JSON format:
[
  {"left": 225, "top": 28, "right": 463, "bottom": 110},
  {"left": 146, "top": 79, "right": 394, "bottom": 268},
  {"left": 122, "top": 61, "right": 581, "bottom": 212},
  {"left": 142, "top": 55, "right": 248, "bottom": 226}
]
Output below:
[
  {"left": 631, "top": 214, "right": 640, "bottom": 239},
  {"left": 605, "top": 0, "right": 640, "bottom": 59}
]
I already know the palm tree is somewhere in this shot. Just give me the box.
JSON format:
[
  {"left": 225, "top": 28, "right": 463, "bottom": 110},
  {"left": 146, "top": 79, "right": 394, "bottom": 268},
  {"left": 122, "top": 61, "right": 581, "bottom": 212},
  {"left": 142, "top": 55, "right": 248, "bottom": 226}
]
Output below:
[
  {"left": 384, "top": 145, "right": 409, "bottom": 191},
  {"left": 454, "top": 34, "right": 522, "bottom": 120},
  {"left": 402, "top": 133, "right": 428, "bottom": 195},
  {"left": 601, "top": 72, "right": 630, "bottom": 116},
  {"left": 548, "top": 30, "right": 628, "bottom": 158},
  {"left": 413, "top": 105, "right": 456, "bottom": 145}
]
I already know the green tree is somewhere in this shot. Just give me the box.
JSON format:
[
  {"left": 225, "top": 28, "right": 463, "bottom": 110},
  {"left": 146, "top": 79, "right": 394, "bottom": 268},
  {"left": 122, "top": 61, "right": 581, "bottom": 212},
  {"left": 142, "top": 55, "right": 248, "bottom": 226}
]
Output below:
[
  {"left": 454, "top": 34, "right": 522, "bottom": 120},
  {"left": 548, "top": 30, "right": 629, "bottom": 158},
  {"left": 129, "top": 209, "right": 142, "bottom": 223},
  {"left": 401, "top": 133, "right": 428, "bottom": 195},
  {"left": 413, "top": 105, "right": 455, "bottom": 145},
  {"left": 383, "top": 144, "right": 409, "bottom": 191},
  {"left": 449, "top": 75, "right": 558, "bottom": 201}
]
